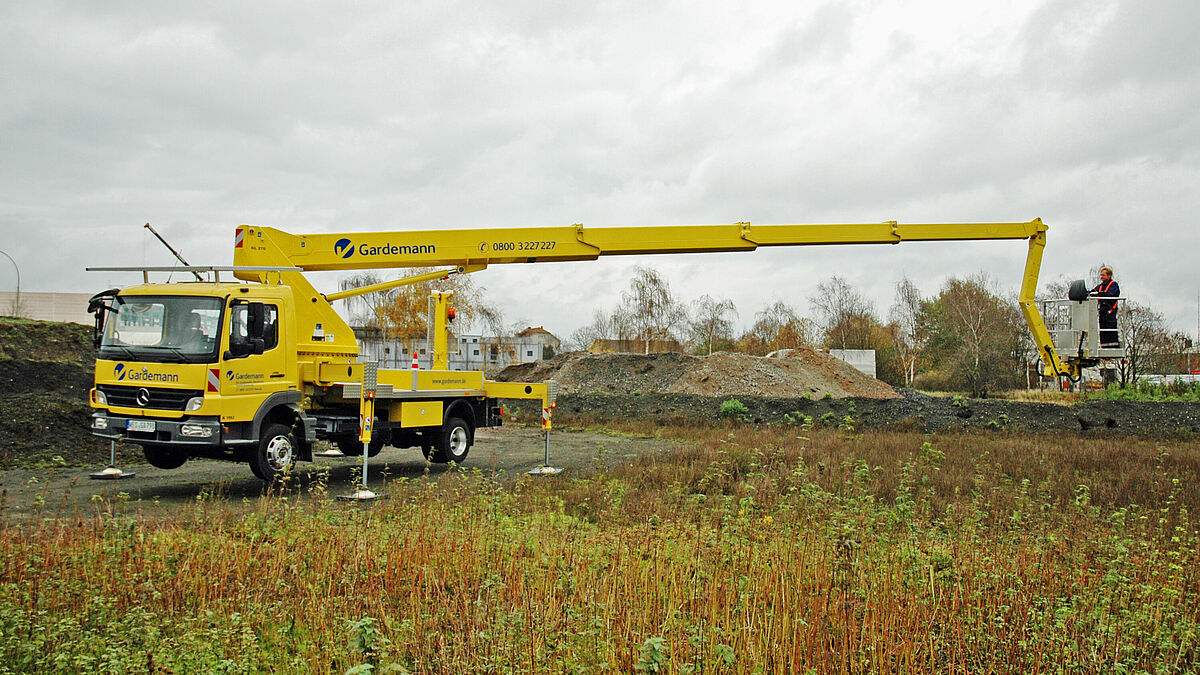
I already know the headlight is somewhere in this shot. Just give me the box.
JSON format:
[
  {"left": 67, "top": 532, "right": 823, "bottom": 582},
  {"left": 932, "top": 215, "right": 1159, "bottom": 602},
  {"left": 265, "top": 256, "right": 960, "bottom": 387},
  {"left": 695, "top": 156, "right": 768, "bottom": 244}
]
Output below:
[
  {"left": 92, "top": 416, "right": 108, "bottom": 429},
  {"left": 185, "top": 396, "right": 204, "bottom": 411},
  {"left": 180, "top": 424, "right": 213, "bottom": 438},
  {"left": 94, "top": 390, "right": 107, "bottom": 406}
]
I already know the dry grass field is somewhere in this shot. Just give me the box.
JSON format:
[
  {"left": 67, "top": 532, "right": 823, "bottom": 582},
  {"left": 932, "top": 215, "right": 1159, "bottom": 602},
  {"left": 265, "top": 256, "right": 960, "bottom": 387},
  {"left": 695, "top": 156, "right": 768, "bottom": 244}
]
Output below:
[{"left": 2, "top": 420, "right": 1197, "bottom": 673}]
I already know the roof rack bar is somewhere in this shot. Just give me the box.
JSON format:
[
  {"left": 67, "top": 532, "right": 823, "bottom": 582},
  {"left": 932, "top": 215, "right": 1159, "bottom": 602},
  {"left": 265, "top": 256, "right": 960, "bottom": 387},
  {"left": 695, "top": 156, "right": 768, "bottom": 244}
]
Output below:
[
  {"left": 86, "top": 265, "right": 303, "bottom": 284},
  {"left": 85, "top": 266, "right": 303, "bottom": 272}
]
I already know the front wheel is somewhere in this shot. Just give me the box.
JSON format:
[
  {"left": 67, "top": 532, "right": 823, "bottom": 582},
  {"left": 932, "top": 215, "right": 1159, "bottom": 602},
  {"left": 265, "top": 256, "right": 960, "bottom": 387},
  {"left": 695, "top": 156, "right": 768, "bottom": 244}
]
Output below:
[
  {"left": 430, "top": 417, "right": 472, "bottom": 464},
  {"left": 250, "top": 423, "right": 296, "bottom": 481},
  {"left": 143, "top": 445, "right": 188, "bottom": 470}
]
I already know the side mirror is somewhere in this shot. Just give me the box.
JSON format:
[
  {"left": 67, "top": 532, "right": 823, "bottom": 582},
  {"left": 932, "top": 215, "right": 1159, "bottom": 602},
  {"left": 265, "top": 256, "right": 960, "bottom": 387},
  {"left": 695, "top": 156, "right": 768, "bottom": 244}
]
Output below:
[
  {"left": 246, "top": 303, "right": 265, "bottom": 339},
  {"left": 225, "top": 340, "right": 251, "bottom": 359},
  {"left": 246, "top": 303, "right": 266, "bottom": 354},
  {"left": 226, "top": 302, "right": 266, "bottom": 359},
  {"left": 87, "top": 289, "right": 120, "bottom": 348}
]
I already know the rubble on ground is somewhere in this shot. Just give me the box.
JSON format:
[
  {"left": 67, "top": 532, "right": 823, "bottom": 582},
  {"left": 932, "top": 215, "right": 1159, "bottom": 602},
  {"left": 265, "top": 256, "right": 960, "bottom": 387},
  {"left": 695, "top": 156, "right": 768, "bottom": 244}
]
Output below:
[{"left": 496, "top": 348, "right": 901, "bottom": 399}]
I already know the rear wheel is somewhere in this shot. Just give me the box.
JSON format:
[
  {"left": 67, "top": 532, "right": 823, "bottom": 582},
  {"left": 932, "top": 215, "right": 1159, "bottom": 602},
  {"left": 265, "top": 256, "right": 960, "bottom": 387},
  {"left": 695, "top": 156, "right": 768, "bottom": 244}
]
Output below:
[
  {"left": 250, "top": 423, "right": 296, "bottom": 481},
  {"left": 143, "top": 446, "right": 188, "bottom": 470},
  {"left": 430, "top": 417, "right": 472, "bottom": 464}
]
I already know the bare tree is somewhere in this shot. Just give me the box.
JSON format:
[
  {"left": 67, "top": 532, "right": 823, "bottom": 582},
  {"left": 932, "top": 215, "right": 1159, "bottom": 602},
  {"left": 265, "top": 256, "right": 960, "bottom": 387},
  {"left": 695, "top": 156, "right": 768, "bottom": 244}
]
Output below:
[
  {"left": 1116, "top": 301, "right": 1177, "bottom": 386},
  {"left": 567, "top": 308, "right": 635, "bottom": 351},
  {"left": 619, "top": 266, "right": 687, "bottom": 353},
  {"left": 888, "top": 276, "right": 922, "bottom": 385},
  {"left": 737, "top": 301, "right": 814, "bottom": 355},
  {"left": 689, "top": 295, "right": 738, "bottom": 356},
  {"left": 914, "top": 273, "right": 1025, "bottom": 396},
  {"left": 476, "top": 304, "right": 509, "bottom": 375},
  {"left": 810, "top": 275, "right": 875, "bottom": 350},
  {"left": 339, "top": 272, "right": 387, "bottom": 328},
  {"left": 338, "top": 268, "right": 497, "bottom": 365}
]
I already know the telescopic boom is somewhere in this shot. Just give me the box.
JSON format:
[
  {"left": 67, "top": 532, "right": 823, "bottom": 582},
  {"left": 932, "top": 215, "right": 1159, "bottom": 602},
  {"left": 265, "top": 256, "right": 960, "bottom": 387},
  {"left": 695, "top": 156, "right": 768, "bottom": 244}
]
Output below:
[{"left": 231, "top": 218, "right": 1074, "bottom": 377}]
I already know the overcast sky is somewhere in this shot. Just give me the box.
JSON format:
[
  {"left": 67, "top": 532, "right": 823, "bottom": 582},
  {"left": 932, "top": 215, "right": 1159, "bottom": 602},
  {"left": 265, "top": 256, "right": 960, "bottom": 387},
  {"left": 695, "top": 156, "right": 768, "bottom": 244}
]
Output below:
[{"left": 2, "top": 0, "right": 1197, "bottom": 340}]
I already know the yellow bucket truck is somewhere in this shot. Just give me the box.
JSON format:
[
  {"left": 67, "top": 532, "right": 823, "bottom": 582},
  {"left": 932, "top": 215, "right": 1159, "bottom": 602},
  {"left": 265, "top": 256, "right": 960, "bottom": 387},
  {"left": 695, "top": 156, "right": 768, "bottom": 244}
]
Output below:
[{"left": 86, "top": 219, "right": 1092, "bottom": 480}]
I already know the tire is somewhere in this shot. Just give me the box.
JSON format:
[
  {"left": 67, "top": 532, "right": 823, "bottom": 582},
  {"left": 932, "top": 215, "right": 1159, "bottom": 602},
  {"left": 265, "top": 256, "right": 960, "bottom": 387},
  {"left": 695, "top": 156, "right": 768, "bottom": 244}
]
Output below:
[
  {"left": 143, "top": 445, "right": 188, "bottom": 470},
  {"left": 250, "top": 423, "right": 296, "bottom": 481},
  {"left": 430, "top": 417, "right": 472, "bottom": 464},
  {"left": 336, "top": 431, "right": 386, "bottom": 458}
]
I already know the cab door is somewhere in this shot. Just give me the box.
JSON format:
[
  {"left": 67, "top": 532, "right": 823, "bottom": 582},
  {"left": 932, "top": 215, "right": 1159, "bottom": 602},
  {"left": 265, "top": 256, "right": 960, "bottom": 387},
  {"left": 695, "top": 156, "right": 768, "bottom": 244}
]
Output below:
[{"left": 219, "top": 301, "right": 290, "bottom": 423}]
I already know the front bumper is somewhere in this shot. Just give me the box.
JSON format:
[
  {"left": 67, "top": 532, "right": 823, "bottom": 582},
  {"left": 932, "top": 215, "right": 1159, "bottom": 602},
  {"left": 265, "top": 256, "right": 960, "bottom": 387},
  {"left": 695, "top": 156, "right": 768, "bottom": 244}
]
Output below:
[{"left": 90, "top": 412, "right": 223, "bottom": 446}]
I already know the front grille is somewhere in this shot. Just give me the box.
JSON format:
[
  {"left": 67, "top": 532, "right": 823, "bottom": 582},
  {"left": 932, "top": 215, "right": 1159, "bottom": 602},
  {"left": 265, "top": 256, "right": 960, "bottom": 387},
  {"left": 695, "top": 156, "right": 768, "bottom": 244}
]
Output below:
[{"left": 99, "top": 385, "right": 202, "bottom": 411}]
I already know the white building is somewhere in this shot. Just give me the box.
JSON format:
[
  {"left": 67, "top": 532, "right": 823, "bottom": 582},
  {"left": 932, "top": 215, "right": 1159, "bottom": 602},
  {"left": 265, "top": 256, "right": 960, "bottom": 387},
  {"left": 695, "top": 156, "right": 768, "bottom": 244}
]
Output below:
[
  {"left": 353, "top": 328, "right": 558, "bottom": 372},
  {"left": 828, "top": 349, "right": 877, "bottom": 378},
  {"left": 0, "top": 291, "right": 94, "bottom": 324}
]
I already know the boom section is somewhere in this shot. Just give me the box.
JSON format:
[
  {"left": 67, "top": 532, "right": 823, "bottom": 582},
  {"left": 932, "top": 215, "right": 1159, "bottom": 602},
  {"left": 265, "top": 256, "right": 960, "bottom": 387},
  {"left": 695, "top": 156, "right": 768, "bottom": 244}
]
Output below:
[{"left": 234, "top": 220, "right": 1047, "bottom": 272}]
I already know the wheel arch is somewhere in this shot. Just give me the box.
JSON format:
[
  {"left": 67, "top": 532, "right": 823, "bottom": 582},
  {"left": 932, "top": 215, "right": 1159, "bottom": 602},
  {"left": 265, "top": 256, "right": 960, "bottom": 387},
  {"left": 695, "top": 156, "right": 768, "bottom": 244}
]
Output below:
[
  {"left": 251, "top": 392, "right": 314, "bottom": 461},
  {"left": 443, "top": 398, "right": 477, "bottom": 439}
]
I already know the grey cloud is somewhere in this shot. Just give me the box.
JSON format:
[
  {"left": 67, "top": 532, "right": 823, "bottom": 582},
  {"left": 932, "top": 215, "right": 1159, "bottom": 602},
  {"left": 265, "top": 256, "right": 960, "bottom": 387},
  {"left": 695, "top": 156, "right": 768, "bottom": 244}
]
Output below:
[{"left": 0, "top": 0, "right": 1196, "bottom": 338}]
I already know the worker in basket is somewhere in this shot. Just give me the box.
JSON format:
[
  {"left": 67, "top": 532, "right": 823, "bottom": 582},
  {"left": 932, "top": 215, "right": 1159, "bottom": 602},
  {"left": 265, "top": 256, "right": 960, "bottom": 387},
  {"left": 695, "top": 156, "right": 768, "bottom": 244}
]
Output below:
[{"left": 1090, "top": 265, "right": 1120, "bottom": 348}]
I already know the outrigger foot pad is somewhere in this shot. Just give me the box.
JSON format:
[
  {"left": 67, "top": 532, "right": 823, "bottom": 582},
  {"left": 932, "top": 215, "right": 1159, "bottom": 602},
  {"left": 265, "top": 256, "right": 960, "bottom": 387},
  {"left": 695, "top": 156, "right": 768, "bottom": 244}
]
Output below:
[{"left": 89, "top": 466, "right": 135, "bottom": 480}]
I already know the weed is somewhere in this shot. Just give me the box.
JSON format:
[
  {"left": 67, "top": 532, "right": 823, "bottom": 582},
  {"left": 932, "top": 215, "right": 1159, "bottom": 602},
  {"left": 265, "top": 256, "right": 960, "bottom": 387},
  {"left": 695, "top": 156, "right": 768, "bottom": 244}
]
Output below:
[
  {"left": 719, "top": 398, "right": 748, "bottom": 420},
  {"left": 783, "top": 411, "right": 813, "bottom": 429},
  {"left": 1098, "top": 380, "right": 1200, "bottom": 402},
  {"left": 838, "top": 415, "right": 857, "bottom": 438},
  {"left": 1, "top": 426, "right": 1197, "bottom": 672},
  {"left": 634, "top": 636, "right": 669, "bottom": 672}
]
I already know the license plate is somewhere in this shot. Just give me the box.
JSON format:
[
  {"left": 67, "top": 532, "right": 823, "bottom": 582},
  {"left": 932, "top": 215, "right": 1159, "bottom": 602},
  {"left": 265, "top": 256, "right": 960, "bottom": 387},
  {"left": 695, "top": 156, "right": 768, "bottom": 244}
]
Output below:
[{"left": 127, "top": 419, "right": 156, "bottom": 432}]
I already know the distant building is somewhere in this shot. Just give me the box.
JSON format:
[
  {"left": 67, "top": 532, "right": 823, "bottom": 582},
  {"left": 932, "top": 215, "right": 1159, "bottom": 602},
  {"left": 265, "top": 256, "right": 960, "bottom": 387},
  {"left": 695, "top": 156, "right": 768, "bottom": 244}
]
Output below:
[
  {"left": 515, "top": 326, "right": 561, "bottom": 357},
  {"left": 0, "top": 291, "right": 93, "bottom": 325},
  {"left": 353, "top": 326, "right": 559, "bottom": 372},
  {"left": 589, "top": 338, "right": 684, "bottom": 354},
  {"left": 454, "top": 333, "right": 549, "bottom": 371},
  {"left": 828, "top": 349, "right": 877, "bottom": 378}
]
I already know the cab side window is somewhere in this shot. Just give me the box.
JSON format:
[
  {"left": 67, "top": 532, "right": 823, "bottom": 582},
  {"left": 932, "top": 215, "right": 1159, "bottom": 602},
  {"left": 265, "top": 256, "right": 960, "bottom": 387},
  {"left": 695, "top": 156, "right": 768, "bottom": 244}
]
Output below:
[
  {"left": 228, "top": 303, "right": 280, "bottom": 352},
  {"left": 262, "top": 305, "right": 279, "bottom": 350}
]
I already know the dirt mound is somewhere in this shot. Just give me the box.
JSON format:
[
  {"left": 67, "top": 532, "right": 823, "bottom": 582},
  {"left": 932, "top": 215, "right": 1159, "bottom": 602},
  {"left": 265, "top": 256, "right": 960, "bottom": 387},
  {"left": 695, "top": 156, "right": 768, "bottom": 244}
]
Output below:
[
  {"left": 0, "top": 317, "right": 95, "bottom": 365},
  {"left": 496, "top": 349, "right": 900, "bottom": 399},
  {"left": 0, "top": 318, "right": 117, "bottom": 468}
]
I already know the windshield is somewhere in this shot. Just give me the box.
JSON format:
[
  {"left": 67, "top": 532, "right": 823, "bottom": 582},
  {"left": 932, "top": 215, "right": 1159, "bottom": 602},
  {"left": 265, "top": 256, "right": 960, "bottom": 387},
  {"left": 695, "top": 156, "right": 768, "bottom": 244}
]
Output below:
[{"left": 99, "top": 295, "right": 223, "bottom": 364}]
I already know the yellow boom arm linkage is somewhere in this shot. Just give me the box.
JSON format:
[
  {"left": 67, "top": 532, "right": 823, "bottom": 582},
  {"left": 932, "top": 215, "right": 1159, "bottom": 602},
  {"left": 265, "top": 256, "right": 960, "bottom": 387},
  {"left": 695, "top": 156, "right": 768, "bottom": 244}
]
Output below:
[{"left": 233, "top": 218, "right": 1075, "bottom": 378}]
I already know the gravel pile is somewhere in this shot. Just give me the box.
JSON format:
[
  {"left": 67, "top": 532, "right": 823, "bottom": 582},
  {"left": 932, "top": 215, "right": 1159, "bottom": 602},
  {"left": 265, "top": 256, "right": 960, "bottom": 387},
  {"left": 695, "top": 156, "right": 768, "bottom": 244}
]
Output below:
[{"left": 496, "top": 348, "right": 901, "bottom": 399}]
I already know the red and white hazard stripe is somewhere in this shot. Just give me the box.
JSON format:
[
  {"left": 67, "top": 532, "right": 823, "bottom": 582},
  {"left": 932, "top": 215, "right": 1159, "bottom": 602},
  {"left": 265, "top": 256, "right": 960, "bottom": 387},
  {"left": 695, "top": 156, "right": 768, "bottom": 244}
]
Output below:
[
  {"left": 207, "top": 368, "right": 220, "bottom": 393},
  {"left": 234, "top": 228, "right": 245, "bottom": 249}
]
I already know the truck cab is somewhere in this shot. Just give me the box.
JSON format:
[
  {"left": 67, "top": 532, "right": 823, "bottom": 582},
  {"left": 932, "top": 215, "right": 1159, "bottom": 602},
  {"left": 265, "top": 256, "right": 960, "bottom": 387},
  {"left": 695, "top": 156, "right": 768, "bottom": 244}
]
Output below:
[
  {"left": 88, "top": 274, "right": 529, "bottom": 481},
  {"left": 90, "top": 282, "right": 314, "bottom": 479}
]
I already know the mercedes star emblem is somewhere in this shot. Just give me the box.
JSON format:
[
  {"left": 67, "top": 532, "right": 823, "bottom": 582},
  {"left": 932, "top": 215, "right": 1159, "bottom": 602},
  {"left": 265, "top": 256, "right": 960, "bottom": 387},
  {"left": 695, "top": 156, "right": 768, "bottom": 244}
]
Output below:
[{"left": 136, "top": 388, "right": 151, "bottom": 407}]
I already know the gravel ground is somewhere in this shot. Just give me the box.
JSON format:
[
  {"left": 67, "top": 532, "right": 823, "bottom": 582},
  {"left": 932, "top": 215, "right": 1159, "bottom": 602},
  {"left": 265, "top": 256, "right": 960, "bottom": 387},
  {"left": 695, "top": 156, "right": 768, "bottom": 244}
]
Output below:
[{"left": 0, "top": 426, "right": 678, "bottom": 516}]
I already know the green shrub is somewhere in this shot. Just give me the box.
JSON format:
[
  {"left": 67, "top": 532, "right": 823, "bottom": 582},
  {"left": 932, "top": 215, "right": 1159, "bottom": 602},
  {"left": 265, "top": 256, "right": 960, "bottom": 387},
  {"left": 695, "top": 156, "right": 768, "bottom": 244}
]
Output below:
[{"left": 719, "top": 398, "right": 749, "bottom": 420}]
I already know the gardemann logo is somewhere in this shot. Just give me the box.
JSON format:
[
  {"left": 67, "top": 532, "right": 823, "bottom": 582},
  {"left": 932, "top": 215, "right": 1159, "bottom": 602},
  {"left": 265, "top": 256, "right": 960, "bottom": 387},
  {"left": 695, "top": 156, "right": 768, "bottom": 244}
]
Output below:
[
  {"left": 113, "top": 363, "right": 180, "bottom": 383},
  {"left": 333, "top": 238, "right": 435, "bottom": 258}
]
